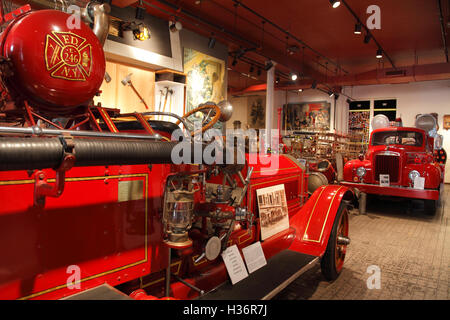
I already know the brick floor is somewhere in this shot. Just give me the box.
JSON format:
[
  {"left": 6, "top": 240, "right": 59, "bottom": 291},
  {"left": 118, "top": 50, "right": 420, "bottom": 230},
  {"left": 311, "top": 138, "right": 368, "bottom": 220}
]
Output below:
[{"left": 274, "top": 185, "right": 450, "bottom": 300}]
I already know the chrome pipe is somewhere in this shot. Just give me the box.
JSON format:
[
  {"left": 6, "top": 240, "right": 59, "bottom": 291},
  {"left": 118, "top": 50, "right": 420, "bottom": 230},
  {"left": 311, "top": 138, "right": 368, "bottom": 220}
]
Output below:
[{"left": 0, "top": 125, "right": 160, "bottom": 140}]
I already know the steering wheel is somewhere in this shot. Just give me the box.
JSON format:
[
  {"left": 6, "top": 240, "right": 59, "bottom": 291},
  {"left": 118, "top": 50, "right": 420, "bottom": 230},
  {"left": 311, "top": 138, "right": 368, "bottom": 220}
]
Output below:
[{"left": 176, "top": 103, "right": 221, "bottom": 136}]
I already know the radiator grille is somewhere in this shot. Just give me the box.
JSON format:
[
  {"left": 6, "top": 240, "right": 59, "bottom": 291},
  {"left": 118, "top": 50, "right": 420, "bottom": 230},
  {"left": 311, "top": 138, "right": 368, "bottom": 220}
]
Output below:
[{"left": 374, "top": 154, "right": 400, "bottom": 183}]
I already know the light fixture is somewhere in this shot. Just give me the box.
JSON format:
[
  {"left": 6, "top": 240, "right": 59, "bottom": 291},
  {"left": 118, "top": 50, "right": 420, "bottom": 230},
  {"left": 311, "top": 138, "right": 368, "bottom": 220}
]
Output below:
[
  {"left": 208, "top": 33, "right": 216, "bottom": 48},
  {"left": 169, "top": 21, "right": 182, "bottom": 32},
  {"left": 354, "top": 23, "right": 362, "bottom": 35},
  {"left": 376, "top": 48, "right": 383, "bottom": 59},
  {"left": 257, "top": 68, "right": 262, "bottom": 76},
  {"left": 132, "top": 23, "right": 150, "bottom": 41},
  {"left": 290, "top": 73, "right": 298, "bottom": 81},
  {"left": 249, "top": 65, "right": 254, "bottom": 73},
  {"left": 135, "top": 0, "right": 146, "bottom": 20},
  {"left": 298, "top": 89, "right": 303, "bottom": 92},
  {"left": 276, "top": 76, "right": 280, "bottom": 83},
  {"left": 232, "top": 58, "right": 237, "bottom": 66},
  {"left": 311, "top": 80, "right": 317, "bottom": 89},
  {"left": 328, "top": 91, "right": 334, "bottom": 98},
  {"left": 364, "top": 33, "right": 372, "bottom": 44},
  {"left": 329, "top": 0, "right": 341, "bottom": 8},
  {"left": 265, "top": 60, "right": 273, "bottom": 71},
  {"left": 356, "top": 167, "right": 366, "bottom": 178}
]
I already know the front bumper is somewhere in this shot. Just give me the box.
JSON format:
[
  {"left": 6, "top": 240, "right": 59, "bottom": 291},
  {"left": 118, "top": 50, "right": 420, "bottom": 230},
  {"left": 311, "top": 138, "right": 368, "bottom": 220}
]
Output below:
[{"left": 339, "top": 181, "right": 439, "bottom": 200}]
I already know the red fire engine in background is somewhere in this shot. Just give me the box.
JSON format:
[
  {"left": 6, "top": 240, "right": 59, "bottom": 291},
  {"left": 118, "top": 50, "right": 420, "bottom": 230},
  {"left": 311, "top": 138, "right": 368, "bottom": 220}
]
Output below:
[
  {"left": 341, "top": 114, "right": 445, "bottom": 215},
  {"left": 0, "top": 4, "right": 353, "bottom": 300}
]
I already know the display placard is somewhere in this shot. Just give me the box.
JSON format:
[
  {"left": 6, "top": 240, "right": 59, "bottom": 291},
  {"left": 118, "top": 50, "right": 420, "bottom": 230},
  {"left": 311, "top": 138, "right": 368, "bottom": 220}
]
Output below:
[
  {"left": 379, "top": 174, "right": 390, "bottom": 187},
  {"left": 256, "top": 184, "right": 289, "bottom": 241}
]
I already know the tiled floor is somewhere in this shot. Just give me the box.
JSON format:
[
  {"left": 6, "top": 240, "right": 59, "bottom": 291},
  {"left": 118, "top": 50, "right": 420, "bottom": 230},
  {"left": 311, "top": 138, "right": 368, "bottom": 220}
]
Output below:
[{"left": 274, "top": 185, "right": 449, "bottom": 300}]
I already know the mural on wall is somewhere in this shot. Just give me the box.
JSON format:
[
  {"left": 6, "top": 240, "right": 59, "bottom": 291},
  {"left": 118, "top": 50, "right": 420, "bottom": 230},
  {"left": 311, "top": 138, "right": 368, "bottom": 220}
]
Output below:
[
  {"left": 183, "top": 48, "right": 225, "bottom": 112},
  {"left": 283, "top": 101, "right": 331, "bottom": 131},
  {"left": 247, "top": 96, "right": 266, "bottom": 129}
]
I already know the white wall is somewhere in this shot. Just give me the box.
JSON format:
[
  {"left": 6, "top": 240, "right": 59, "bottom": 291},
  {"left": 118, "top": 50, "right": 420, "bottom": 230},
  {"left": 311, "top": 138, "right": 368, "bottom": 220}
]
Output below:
[{"left": 342, "top": 79, "right": 450, "bottom": 183}]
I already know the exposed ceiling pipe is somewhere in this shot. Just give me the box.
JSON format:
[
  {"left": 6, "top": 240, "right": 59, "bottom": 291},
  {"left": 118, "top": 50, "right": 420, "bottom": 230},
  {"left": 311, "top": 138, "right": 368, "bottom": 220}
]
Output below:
[
  {"left": 230, "top": 0, "right": 349, "bottom": 75},
  {"left": 437, "top": 0, "right": 449, "bottom": 63},
  {"left": 340, "top": 0, "right": 396, "bottom": 69}
]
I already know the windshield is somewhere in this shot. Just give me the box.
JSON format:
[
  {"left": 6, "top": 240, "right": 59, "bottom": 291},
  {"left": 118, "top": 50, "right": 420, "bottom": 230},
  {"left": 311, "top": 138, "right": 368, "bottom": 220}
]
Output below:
[{"left": 371, "top": 131, "right": 423, "bottom": 147}]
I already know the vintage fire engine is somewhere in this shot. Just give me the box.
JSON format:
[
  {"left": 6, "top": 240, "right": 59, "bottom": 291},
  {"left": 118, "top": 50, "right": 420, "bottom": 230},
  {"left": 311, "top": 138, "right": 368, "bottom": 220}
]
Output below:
[
  {"left": 340, "top": 115, "right": 444, "bottom": 215},
  {"left": 0, "top": 4, "right": 353, "bottom": 300}
]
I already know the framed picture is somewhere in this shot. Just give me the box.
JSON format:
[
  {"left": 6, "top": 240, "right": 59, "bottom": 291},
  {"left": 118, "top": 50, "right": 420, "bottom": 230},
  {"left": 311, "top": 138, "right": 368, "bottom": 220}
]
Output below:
[
  {"left": 247, "top": 96, "right": 266, "bottom": 129},
  {"left": 443, "top": 115, "right": 450, "bottom": 130},
  {"left": 256, "top": 184, "right": 289, "bottom": 241},
  {"left": 183, "top": 48, "right": 225, "bottom": 112},
  {"left": 283, "top": 101, "right": 331, "bottom": 131}
]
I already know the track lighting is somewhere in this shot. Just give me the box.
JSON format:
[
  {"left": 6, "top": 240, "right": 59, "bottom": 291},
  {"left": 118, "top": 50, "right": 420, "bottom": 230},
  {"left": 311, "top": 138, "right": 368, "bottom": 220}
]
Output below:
[
  {"left": 135, "top": 0, "right": 146, "bottom": 20},
  {"left": 208, "top": 34, "right": 216, "bottom": 48},
  {"left": 132, "top": 23, "right": 150, "bottom": 41},
  {"left": 265, "top": 60, "right": 273, "bottom": 71},
  {"left": 364, "top": 33, "right": 372, "bottom": 44},
  {"left": 329, "top": 0, "right": 341, "bottom": 8},
  {"left": 354, "top": 23, "right": 362, "bottom": 35},
  {"left": 329, "top": 91, "right": 334, "bottom": 98},
  {"left": 376, "top": 48, "right": 383, "bottom": 59},
  {"left": 169, "top": 21, "right": 182, "bottom": 32}
]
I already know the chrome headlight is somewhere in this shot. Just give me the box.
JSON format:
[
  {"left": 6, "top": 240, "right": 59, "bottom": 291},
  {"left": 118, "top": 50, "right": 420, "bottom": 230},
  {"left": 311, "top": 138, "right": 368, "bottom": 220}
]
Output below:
[
  {"left": 356, "top": 167, "right": 366, "bottom": 178},
  {"left": 408, "top": 170, "right": 420, "bottom": 182}
]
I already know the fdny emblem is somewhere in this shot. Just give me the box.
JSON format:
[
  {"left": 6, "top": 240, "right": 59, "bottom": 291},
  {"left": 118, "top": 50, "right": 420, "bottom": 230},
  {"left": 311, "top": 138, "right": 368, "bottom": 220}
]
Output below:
[{"left": 44, "top": 31, "right": 92, "bottom": 81}]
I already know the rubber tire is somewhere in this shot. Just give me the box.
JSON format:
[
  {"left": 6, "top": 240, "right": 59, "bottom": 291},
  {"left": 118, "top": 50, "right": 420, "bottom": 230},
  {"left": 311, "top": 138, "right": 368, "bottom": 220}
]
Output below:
[
  {"left": 320, "top": 202, "right": 348, "bottom": 281},
  {"left": 424, "top": 199, "right": 437, "bottom": 216}
]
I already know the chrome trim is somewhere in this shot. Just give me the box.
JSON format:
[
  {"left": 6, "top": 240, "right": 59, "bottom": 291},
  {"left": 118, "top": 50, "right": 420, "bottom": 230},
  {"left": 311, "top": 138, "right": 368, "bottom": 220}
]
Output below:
[{"left": 0, "top": 126, "right": 160, "bottom": 140}]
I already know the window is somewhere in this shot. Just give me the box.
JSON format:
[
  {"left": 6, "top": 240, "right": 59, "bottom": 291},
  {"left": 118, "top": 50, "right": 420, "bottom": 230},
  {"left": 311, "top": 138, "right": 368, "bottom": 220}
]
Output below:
[
  {"left": 371, "top": 131, "right": 423, "bottom": 147},
  {"left": 374, "top": 99, "right": 397, "bottom": 121}
]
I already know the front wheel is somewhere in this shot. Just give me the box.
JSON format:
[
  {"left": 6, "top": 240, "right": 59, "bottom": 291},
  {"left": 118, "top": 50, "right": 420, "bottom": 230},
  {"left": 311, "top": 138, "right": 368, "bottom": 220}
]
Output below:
[
  {"left": 320, "top": 203, "right": 350, "bottom": 281},
  {"left": 424, "top": 199, "right": 437, "bottom": 216}
]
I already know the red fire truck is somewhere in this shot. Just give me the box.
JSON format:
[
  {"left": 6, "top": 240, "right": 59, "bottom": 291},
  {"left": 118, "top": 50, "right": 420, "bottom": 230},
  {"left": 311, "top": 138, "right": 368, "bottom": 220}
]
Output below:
[
  {"left": 0, "top": 4, "right": 353, "bottom": 300},
  {"left": 340, "top": 120, "right": 444, "bottom": 216}
]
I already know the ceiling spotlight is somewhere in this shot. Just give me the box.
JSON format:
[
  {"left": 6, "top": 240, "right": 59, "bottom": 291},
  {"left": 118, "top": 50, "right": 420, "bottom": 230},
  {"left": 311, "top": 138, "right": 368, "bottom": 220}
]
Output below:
[
  {"left": 265, "top": 60, "right": 273, "bottom": 71},
  {"left": 169, "top": 21, "right": 182, "bottom": 32},
  {"left": 354, "top": 23, "right": 362, "bottom": 35},
  {"left": 257, "top": 68, "right": 262, "bottom": 76},
  {"left": 376, "top": 48, "right": 383, "bottom": 59},
  {"left": 298, "top": 89, "right": 303, "bottom": 92},
  {"left": 208, "top": 33, "right": 216, "bottom": 48},
  {"left": 290, "top": 73, "right": 298, "bottom": 81},
  {"left": 311, "top": 80, "right": 317, "bottom": 89},
  {"left": 249, "top": 65, "right": 254, "bottom": 73},
  {"left": 132, "top": 23, "right": 150, "bottom": 41},
  {"left": 135, "top": 0, "right": 146, "bottom": 20},
  {"left": 364, "top": 33, "right": 372, "bottom": 44},
  {"left": 329, "top": 0, "right": 341, "bottom": 8},
  {"left": 329, "top": 91, "right": 335, "bottom": 98},
  {"left": 276, "top": 76, "right": 280, "bottom": 83},
  {"left": 232, "top": 58, "right": 237, "bottom": 67}
]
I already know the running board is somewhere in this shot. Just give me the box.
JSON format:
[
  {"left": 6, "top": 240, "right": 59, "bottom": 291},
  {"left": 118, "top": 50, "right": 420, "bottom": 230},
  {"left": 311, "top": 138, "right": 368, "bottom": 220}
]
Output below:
[
  {"left": 62, "top": 284, "right": 133, "bottom": 300},
  {"left": 197, "top": 250, "right": 319, "bottom": 300}
]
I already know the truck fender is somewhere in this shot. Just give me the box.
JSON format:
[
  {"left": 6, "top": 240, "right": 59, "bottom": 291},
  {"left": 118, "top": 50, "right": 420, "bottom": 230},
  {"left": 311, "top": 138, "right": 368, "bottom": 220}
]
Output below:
[{"left": 288, "top": 185, "right": 353, "bottom": 257}]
